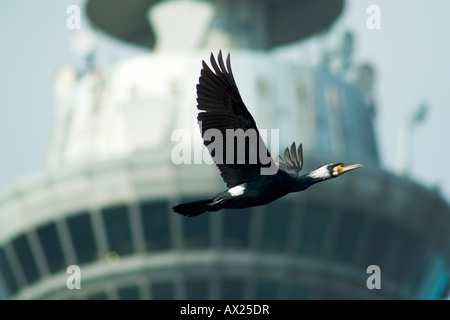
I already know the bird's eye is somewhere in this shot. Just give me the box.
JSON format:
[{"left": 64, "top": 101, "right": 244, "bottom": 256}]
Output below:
[{"left": 333, "top": 165, "right": 343, "bottom": 176}]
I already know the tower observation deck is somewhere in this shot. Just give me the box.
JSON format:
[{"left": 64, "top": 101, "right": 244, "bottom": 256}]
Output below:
[
  {"left": 86, "top": 0, "right": 344, "bottom": 49},
  {"left": 0, "top": 0, "right": 449, "bottom": 300}
]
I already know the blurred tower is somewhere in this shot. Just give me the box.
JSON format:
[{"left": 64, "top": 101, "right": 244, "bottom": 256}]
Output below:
[{"left": 0, "top": 0, "right": 450, "bottom": 300}]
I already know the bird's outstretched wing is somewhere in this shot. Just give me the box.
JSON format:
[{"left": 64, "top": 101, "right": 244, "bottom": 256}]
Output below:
[
  {"left": 278, "top": 142, "right": 303, "bottom": 176},
  {"left": 197, "top": 51, "right": 275, "bottom": 188}
]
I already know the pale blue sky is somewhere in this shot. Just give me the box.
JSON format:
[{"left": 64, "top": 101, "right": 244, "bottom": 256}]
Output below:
[
  {"left": 334, "top": 0, "right": 450, "bottom": 198},
  {"left": 1, "top": 0, "right": 450, "bottom": 203}
]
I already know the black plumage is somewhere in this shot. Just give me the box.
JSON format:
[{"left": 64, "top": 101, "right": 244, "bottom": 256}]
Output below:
[
  {"left": 196, "top": 51, "right": 273, "bottom": 188},
  {"left": 173, "top": 51, "right": 362, "bottom": 217}
]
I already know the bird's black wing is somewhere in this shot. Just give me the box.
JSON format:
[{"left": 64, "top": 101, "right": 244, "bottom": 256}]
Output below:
[
  {"left": 277, "top": 142, "right": 303, "bottom": 176},
  {"left": 197, "top": 51, "right": 275, "bottom": 188}
]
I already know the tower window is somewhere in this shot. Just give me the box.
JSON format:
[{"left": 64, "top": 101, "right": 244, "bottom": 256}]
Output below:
[
  {"left": 261, "top": 201, "right": 292, "bottom": 252},
  {"left": 331, "top": 210, "right": 364, "bottom": 263},
  {"left": 140, "top": 200, "right": 170, "bottom": 251},
  {"left": 0, "top": 247, "right": 19, "bottom": 296},
  {"left": 152, "top": 281, "right": 175, "bottom": 300},
  {"left": 102, "top": 205, "right": 133, "bottom": 256},
  {"left": 298, "top": 203, "right": 330, "bottom": 257},
  {"left": 11, "top": 234, "right": 39, "bottom": 284},
  {"left": 257, "top": 280, "right": 279, "bottom": 300},
  {"left": 118, "top": 284, "right": 141, "bottom": 300},
  {"left": 87, "top": 291, "right": 108, "bottom": 300},
  {"left": 223, "top": 208, "right": 251, "bottom": 248},
  {"left": 181, "top": 198, "right": 209, "bottom": 248},
  {"left": 186, "top": 278, "right": 209, "bottom": 300},
  {"left": 67, "top": 212, "right": 98, "bottom": 264},
  {"left": 220, "top": 277, "right": 244, "bottom": 299},
  {"left": 36, "top": 222, "right": 66, "bottom": 273}
]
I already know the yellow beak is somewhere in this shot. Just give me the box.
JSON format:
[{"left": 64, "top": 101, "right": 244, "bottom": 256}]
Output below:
[{"left": 338, "top": 163, "right": 363, "bottom": 175}]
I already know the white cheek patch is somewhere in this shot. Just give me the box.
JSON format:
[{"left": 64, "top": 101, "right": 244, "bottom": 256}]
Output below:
[
  {"left": 228, "top": 184, "right": 247, "bottom": 197},
  {"left": 309, "top": 166, "right": 331, "bottom": 179},
  {"left": 333, "top": 167, "right": 339, "bottom": 176}
]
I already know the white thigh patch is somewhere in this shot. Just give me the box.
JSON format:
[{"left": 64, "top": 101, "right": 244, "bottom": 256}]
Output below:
[{"left": 228, "top": 184, "right": 247, "bottom": 197}]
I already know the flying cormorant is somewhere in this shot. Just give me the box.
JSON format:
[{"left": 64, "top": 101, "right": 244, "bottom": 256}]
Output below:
[{"left": 173, "top": 51, "right": 362, "bottom": 217}]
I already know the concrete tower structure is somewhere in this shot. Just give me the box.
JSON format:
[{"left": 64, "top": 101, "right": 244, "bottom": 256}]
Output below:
[{"left": 0, "top": 0, "right": 449, "bottom": 299}]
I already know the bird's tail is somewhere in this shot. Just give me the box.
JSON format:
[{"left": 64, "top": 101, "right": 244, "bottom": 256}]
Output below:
[{"left": 172, "top": 199, "right": 217, "bottom": 217}]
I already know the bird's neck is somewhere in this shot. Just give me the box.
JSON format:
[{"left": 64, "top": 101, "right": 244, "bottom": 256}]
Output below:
[{"left": 288, "top": 171, "right": 331, "bottom": 193}]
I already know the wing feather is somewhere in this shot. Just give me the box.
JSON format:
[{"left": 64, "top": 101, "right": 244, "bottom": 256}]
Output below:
[
  {"left": 196, "top": 51, "right": 275, "bottom": 187},
  {"left": 278, "top": 142, "right": 304, "bottom": 176}
]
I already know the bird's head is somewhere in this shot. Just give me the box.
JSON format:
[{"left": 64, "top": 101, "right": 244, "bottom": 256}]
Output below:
[{"left": 308, "top": 163, "right": 363, "bottom": 181}]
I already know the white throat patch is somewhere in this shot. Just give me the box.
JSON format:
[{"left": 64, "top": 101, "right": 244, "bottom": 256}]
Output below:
[
  {"left": 308, "top": 166, "right": 331, "bottom": 180},
  {"left": 228, "top": 184, "right": 247, "bottom": 197}
]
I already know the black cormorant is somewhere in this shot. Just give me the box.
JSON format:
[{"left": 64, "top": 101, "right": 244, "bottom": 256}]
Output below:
[{"left": 173, "top": 51, "right": 362, "bottom": 217}]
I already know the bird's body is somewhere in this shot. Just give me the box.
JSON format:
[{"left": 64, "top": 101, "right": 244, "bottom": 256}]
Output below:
[
  {"left": 173, "top": 51, "right": 362, "bottom": 217},
  {"left": 175, "top": 174, "right": 290, "bottom": 216},
  {"left": 215, "top": 171, "right": 293, "bottom": 209}
]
